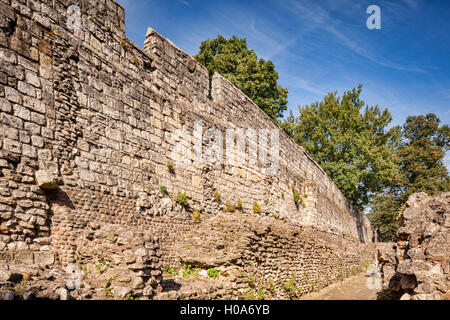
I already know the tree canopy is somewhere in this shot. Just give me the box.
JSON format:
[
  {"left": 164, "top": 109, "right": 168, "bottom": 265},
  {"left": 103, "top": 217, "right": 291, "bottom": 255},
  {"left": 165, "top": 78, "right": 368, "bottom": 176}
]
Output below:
[
  {"left": 194, "top": 35, "right": 288, "bottom": 120},
  {"left": 282, "top": 85, "right": 402, "bottom": 210},
  {"left": 368, "top": 114, "right": 449, "bottom": 241},
  {"left": 397, "top": 114, "right": 450, "bottom": 199}
]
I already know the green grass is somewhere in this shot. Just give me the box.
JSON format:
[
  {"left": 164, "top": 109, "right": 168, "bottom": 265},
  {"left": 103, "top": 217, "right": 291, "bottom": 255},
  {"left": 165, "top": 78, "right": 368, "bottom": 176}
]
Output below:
[
  {"left": 105, "top": 288, "right": 114, "bottom": 297},
  {"left": 247, "top": 274, "right": 256, "bottom": 287},
  {"left": 283, "top": 275, "right": 302, "bottom": 299},
  {"left": 95, "top": 261, "right": 107, "bottom": 270}
]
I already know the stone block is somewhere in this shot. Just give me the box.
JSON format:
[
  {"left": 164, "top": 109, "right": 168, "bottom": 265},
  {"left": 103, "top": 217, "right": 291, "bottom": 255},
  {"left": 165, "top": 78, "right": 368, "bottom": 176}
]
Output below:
[
  {"left": 34, "top": 251, "right": 55, "bottom": 266},
  {"left": 14, "top": 251, "right": 34, "bottom": 265},
  {"left": 18, "top": 81, "right": 36, "bottom": 97},
  {"left": 35, "top": 170, "right": 58, "bottom": 190},
  {"left": 25, "top": 71, "right": 41, "bottom": 88},
  {"left": 79, "top": 169, "right": 95, "bottom": 182},
  {"left": 4, "top": 86, "right": 22, "bottom": 104},
  {"left": 0, "top": 49, "right": 17, "bottom": 64}
]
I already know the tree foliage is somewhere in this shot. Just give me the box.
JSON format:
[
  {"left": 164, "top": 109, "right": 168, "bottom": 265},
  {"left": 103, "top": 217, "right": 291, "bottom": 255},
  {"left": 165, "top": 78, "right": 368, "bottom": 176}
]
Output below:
[
  {"left": 368, "top": 113, "right": 449, "bottom": 241},
  {"left": 283, "top": 85, "right": 402, "bottom": 210},
  {"left": 397, "top": 114, "right": 450, "bottom": 199},
  {"left": 367, "top": 193, "right": 402, "bottom": 242},
  {"left": 194, "top": 35, "right": 288, "bottom": 120}
]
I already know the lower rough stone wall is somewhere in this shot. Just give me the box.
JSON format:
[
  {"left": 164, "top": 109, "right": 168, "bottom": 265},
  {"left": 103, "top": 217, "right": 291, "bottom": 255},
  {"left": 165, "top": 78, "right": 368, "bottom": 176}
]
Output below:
[
  {"left": 0, "top": 210, "right": 375, "bottom": 300},
  {"left": 1, "top": 222, "right": 162, "bottom": 300},
  {"left": 378, "top": 192, "right": 450, "bottom": 300},
  {"left": 157, "top": 212, "right": 375, "bottom": 300}
]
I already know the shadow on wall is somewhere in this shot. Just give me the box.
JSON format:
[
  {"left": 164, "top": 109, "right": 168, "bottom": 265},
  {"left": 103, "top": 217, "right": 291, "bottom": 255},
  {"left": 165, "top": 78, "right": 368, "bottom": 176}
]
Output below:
[
  {"left": 356, "top": 217, "right": 365, "bottom": 243},
  {"left": 349, "top": 206, "right": 370, "bottom": 243}
]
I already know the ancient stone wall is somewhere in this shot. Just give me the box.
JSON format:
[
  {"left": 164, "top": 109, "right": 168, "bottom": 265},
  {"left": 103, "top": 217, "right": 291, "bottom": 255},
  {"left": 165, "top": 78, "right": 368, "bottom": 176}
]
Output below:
[
  {"left": 164, "top": 211, "right": 375, "bottom": 300},
  {"left": 0, "top": 0, "right": 371, "bottom": 282},
  {"left": 378, "top": 192, "right": 449, "bottom": 300},
  {"left": 1, "top": 222, "right": 162, "bottom": 300}
]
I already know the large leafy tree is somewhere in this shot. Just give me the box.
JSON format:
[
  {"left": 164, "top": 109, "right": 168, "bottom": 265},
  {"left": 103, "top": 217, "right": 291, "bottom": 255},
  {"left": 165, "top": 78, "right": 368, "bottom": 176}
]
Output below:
[
  {"left": 397, "top": 114, "right": 450, "bottom": 199},
  {"left": 367, "top": 193, "right": 402, "bottom": 242},
  {"left": 283, "top": 85, "right": 402, "bottom": 210},
  {"left": 194, "top": 35, "right": 288, "bottom": 120},
  {"left": 368, "top": 113, "right": 449, "bottom": 241}
]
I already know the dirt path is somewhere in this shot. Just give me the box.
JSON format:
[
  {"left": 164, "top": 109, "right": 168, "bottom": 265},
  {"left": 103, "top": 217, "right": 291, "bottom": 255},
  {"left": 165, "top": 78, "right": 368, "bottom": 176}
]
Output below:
[{"left": 301, "top": 266, "right": 382, "bottom": 300}]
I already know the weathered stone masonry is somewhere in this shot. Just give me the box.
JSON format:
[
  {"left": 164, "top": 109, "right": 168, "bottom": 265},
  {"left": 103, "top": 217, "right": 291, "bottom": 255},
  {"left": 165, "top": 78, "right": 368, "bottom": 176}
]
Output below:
[
  {"left": 1, "top": 0, "right": 373, "bottom": 298},
  {"left": 378, "top": 192, "right": 449, "bottom": 300}
]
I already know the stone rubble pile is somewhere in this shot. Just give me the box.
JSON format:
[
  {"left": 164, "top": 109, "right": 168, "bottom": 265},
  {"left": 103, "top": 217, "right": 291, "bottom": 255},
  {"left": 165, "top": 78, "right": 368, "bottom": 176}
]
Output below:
[
  {"left": 0, "top": 223, "right": 162, "bottom": 300},
  {"left": 378, "top": 192, "right": 449, "bottom": 300}
]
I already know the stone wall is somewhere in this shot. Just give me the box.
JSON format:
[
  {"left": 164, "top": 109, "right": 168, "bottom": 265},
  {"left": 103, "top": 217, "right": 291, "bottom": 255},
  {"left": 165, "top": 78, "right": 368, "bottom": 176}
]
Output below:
[
  {"left": 163, "top": 211, "right": 375, "bottom": 300},
  {"left": 1, "top": 222, "right": 162, "bottom": 300},
  {"left": 0, "top": 0, "right": 372, "bottom": 297},
  {"left": 378, "top": 192, "right": 449, "bottom": 300}
]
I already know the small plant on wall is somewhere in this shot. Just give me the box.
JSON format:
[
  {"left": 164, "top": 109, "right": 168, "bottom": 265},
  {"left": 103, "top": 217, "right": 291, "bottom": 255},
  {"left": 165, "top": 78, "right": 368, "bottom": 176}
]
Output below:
[
  {"left": 167, "top": 161, "right": 175, "bottom": 173},
  {"left": 253, "top": 201, "right": 262, "bottom": 214},
  {"left": 292, "top": 185, "right": 306, "bottom": 208},
  {"left": 207, "top": 268, "right": 219, "bottom": 279},
  {"left": 213, "top": 191, "right": 221, "bottom": 203},
  {"left": 225, "top": 201, "right": 236, "bottom": 213},
  {"left": 121, "top": 39, "right": 128, "bottom": 50},
  {"left": 192, "top": 209, "right": 201, "bottom": 223},
  {"left": 132, "top": 55, "right": 139, "bottom": 66},
  {"left": 160, "top": 185, "right": 168, "bottom": 195},
  {"left": 283, "top": 275, "right": 302, "bottom": 299},
  {"left": 176, "top": 192, "right": 189, "bottom": 208},
  {"left": 292, "top": 185, "right": 300, "bottom": 203},
  {"left": 236, "top": 199, "right": 243, "bottom": 211}
]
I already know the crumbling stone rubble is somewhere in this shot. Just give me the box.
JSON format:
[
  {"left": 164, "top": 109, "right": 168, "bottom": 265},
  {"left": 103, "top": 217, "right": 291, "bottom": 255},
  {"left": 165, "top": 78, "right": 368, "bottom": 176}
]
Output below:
[
  {"left": 0, "top": 224, "right": 162, "bottom": 300},
  {"left": 378, "top": 192, "right": 450, "bottom": 300}
]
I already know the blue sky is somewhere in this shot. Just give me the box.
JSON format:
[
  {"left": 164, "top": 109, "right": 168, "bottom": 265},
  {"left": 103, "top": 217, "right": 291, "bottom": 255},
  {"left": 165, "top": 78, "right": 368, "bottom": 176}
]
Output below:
[{"left": 117, "top": 0, "right": 450, "bottom": 169}]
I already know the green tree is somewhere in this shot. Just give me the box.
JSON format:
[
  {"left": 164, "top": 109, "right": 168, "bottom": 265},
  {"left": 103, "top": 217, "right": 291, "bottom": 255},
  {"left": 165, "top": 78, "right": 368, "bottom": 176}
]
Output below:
[
  {"left": 280, "top": 110, "right": 297, "bottom": 138},
  {"left": 368, "top": 113, "right": 449, "bottom": 241},
  {"left": 367, "top": 192, "right": 402, "bottom": 242},
  {"left": 285, "top": 85, "right": 402, "bottom": 209},
  {"left": 194, "top": 35, "right": 288, "bottom": 120},
  {"left": 397, "top": 113, "right": 450, "bottom": 200}
]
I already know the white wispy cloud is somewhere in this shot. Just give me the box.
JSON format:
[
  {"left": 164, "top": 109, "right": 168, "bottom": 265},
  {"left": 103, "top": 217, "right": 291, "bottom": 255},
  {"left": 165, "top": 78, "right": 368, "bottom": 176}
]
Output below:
[
  {"left": 177, "top": 0, "right": 190, "bottom": 6},
  {"left": 403, "top": 0, "right": 421, "bottom": 11},
  {"left": 249, "top": 18, "right": 302, "bottom": 60},
  {"left": 325, "top": 26, "right": 424, "bottom": 73},
  {"left": 282, "top": 74, "right": 326, "bottom": 96},
  {"left": 286, "top": 0, "right": 424, "bottom": 73}
]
